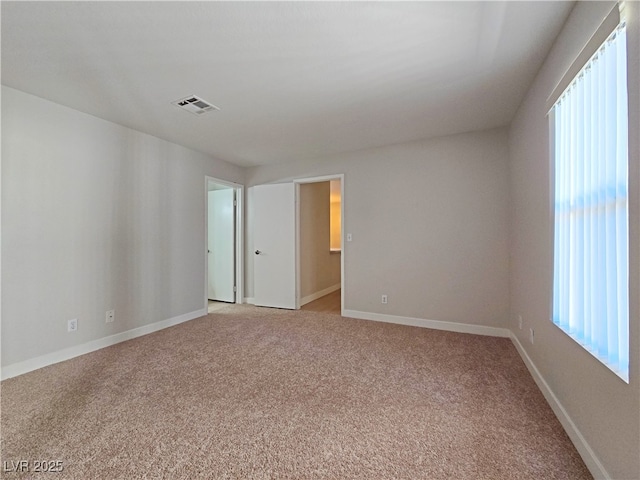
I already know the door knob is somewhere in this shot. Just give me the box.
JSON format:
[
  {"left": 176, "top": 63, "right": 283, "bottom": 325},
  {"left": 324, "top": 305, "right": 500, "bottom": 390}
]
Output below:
[{"left": 255, "top": 250, "right": 262, "bottom": 255}]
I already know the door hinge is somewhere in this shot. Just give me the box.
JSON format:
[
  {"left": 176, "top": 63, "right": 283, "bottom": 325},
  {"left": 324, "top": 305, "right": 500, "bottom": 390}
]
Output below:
[
  {"left": 233, "top": 286, "right": 237, "bottom": 292},
  {"left": 233, "top": 200, "right": 237, "bottom": 206}
]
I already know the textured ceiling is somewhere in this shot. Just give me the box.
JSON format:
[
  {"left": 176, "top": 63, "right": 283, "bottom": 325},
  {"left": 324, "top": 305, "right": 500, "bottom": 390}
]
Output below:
[{"left": 1, "top": 1, "right": 574, "bottom": 167}]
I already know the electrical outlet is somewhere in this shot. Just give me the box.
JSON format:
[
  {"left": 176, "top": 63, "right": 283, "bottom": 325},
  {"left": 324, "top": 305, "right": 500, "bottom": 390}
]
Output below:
[
  {"left": 381, "top": 294, "right": 388, "bottom": 304},
  {"left": 529, "top": 328, "right": 535, "bottom": 344},
  {"left": 106, "top": 310, "right": 115, "bottom": 323},
  {"left": 68, "top": 318, "right": 78, "bottom": 332},
  {"left": 518, "top": 315, "right": 523, "bottom": 330}
]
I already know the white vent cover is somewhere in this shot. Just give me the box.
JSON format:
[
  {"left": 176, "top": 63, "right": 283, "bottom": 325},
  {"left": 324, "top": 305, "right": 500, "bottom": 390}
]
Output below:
[{"left": 172, "top": 95, "right": 219, "bottom": 115}]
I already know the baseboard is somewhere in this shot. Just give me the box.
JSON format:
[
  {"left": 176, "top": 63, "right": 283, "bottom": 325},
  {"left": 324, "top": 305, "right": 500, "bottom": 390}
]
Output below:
[
  {"left": 300, "top": 283, "right": 341, "bottom": 306},
  {"left": 510, "top": 333, "right": 610, "bottom": 480},
  {"left": 244, "top": 297, "right": 255, "bottom": 305},
  {"left": 1, "top": 308, "right": 207, "bottom": 381},
  {"left": 342, "top": 309, "right": 510, "bottom": 338}
]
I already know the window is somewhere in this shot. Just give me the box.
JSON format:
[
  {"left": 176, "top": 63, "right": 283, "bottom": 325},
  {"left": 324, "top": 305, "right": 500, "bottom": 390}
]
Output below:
[{"left": 551, "top": 18, "right": 629, "bottom": 382}]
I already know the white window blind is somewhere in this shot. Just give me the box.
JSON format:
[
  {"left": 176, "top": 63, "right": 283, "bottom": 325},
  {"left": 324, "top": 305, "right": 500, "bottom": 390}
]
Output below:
[{"left": 551, "top": 22, "right": 629, "bottom": 382}]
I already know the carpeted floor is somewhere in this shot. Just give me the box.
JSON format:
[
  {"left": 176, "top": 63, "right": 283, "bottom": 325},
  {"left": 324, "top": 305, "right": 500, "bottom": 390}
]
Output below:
[{"left": 1, "top": 305, "right": 591, "bottom": 479}]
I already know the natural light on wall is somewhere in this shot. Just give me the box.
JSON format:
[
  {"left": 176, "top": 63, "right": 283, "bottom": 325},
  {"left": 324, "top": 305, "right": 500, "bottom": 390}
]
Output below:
[
  {"left": 330, "top": 180, "right": 341, "bottom": 251},
  {"left": 550, "top": 7, "right": 629, "bottom": 382}
]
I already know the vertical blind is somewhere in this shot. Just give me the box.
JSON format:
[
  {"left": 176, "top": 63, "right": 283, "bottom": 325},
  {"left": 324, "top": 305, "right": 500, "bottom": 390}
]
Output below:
[{"left": 552, "top": 23, "right": 629, "bottom": 382}]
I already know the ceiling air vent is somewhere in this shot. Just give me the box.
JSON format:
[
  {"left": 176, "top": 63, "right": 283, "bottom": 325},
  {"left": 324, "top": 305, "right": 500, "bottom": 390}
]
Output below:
[{"left": 172, "top": 95, "right": 219, "bottom": 115}]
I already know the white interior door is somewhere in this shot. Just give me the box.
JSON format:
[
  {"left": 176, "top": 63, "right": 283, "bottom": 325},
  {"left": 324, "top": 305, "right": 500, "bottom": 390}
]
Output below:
[
  {"left": 208, "top": 188, "right": 235, "bottom": 302},
  {"left": 253, "top": 183, "right": 296, "bottom": 309}
]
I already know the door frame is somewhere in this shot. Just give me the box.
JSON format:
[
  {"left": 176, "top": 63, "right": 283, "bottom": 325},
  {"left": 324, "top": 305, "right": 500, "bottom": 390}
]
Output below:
[
  {"left": 204, "top": 176, "right": 244, "bottom": 309},
  {"left": 294, "top": 174, "right": 345, "bottom": 315}
]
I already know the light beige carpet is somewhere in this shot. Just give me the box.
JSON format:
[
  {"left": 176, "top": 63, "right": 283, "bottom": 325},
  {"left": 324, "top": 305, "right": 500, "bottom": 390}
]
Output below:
[{"left": 1, "top": 305, "right": 591, "bottom": 479}]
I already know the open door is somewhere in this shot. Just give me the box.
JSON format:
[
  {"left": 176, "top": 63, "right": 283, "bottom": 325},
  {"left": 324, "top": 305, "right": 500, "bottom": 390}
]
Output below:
[
  {"left": 253, "top": 183, "right": 296, "bottom": 309},
  {"left": 208, "top": 187, "right": 235, "bottom": 302}
]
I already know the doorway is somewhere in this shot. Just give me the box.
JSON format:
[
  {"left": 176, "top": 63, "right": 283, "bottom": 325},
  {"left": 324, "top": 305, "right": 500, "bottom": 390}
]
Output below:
[
  {"left": 295, "top": 175, "right": 344, "bottom": 315},
  {"left": 205, "top": 177, "right": 244, "bottom": 311},
  {"left": 250, "top": 175, "right": 344, "bottom": 314}
]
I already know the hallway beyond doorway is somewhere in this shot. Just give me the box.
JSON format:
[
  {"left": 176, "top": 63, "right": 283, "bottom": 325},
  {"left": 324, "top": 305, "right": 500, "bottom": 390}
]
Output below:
[
  {"left": 208, "top": 300, "right": 232, "bottom": 313},
  {"left": 300, "top": 289, "right": 341, "bottom": 315}
]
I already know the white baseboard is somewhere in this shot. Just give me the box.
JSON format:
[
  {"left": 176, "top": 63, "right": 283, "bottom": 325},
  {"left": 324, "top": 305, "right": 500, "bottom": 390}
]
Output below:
[
  {"left": 300, "top": 283, "right": 341, "bottom": 306},
  {"left": 1, "top": 308, "right": 207, "bottom": 381},
  {"left": 244, "top": 297, "right": 255, "bottom": 305},
  {"left": 342, "top": 309, "right": 510, "bottom": 338},
  {"left": 509, "top": 333, "right": 610, "bottom": 480}
]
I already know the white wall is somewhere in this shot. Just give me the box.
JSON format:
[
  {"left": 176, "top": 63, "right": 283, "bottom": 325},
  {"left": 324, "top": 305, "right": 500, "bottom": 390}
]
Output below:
[
  {"left": 508, "top": 2, "right": 639, "bottom": 478},
  {"left": 1, "top": 86, "right": 244, "bottom": 370},
  {"left": 299, "top": 182, "right": 341, "bottom": 301},
  {"left": 246, "top": 128, "right": 510, "bottom": 328}
]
